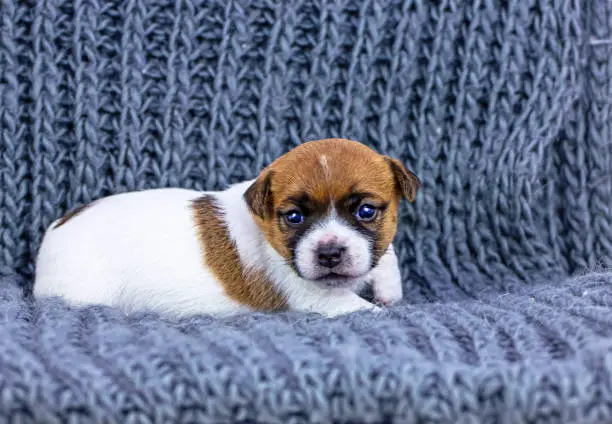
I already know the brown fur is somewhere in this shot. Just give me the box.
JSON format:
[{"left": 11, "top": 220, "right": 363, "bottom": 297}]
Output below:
[
  {"left": 192, "top": 195, "right": 288, "bottom": 311},
  {"left": 53, "top": 203, "right": 93, "bottom": 229},
  {"left": 244, "top": 138, "right": 420, "bottom": 262}
]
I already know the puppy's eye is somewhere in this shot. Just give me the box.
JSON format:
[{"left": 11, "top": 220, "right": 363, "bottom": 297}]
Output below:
[
  {"left": 356, "top": 204, "right": 377, "bottom": 221},
  {"left": 285, "top": 210, "right": 304, "bottom": 226}
]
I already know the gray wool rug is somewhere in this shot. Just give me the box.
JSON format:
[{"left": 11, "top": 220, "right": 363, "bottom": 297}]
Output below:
[{"left": 1, "top": 0, "right": 612, "bottom": 422}]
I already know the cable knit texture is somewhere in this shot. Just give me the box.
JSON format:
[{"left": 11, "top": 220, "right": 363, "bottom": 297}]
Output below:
[{"left": 0, "top": 0, "right": 612, "bottom": 422}]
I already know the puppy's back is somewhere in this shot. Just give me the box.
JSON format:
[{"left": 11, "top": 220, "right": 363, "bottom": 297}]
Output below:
[{"left": 33, "top": 188, "right": 234, "bottom": 315}]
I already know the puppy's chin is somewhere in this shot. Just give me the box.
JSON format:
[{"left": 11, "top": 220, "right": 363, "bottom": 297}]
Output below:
[
  {"left": 297, "top": 269, "right": 368, "bottom": 290},
  {"left": 314, "top": 275, "right": 365, "bottom": 290}
]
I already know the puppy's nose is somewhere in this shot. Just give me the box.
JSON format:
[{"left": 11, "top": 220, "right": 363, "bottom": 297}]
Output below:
[{"left": 316, "top": 243, "right": 346, "bottom": 268}]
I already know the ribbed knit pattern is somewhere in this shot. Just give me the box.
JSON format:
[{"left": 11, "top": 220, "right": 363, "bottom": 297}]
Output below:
[{"left": 0, "top": 0, "right": 611, "bottom": 422}]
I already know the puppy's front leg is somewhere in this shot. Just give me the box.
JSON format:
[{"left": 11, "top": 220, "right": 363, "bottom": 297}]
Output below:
[
  {"left": 289, "top": 283, "right": 380, "bottom": 318},
  {"left": 368, "top": 245, "right": 403, "bottom": 306}
]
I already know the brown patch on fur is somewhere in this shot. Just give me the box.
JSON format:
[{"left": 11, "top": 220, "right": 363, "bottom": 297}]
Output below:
[
  {"left": 244, "top": 138, "right": 420, "bottom": 262},
  {"left": 53, "top": 203, "right": 93, "bottom": 229},
  {"left": 192, "top": 195, "right": 288, "bottom": 311}
]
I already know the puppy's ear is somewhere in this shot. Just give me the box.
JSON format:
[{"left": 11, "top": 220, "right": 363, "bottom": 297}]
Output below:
[
  {"left": 244, "top": 170, "right": 275, "bottom": 219},
  {"left": 384, "top": 157, "right": 420, "bottom": 202}
]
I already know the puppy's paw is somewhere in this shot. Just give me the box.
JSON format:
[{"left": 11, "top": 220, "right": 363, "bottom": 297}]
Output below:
[
  {"left": 374, "top": 286, "right": 402, "bottom": 306},
  {"left": 370, "top": 304, "right": 383, "bottom": 313},
  {"left": 316, "top": 293, "right": 380, "bottom": 318},
  {"left": 370, "top": 271, "right": 403, "bottom": 307},
  {"left": 367, "top": 245, "right": 403, "bottom": 307}
]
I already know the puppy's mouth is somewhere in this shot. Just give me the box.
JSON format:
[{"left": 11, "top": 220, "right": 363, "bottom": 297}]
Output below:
[
  {"left": 292, "top": 260, "right": 371, "bottom": 288},
  {"left": 315, "top": 272, "right": 349, "bottom": 281},
  {"left": 310, "top": 272, "right": 362, "bottom": 288}
]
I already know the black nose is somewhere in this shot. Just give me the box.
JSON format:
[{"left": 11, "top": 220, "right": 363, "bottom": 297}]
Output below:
[{"left": 317, "top": 243, "right": 346, "bottom": 268}]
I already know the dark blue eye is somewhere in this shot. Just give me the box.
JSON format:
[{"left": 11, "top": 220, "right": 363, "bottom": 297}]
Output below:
[
  {"left": 356, "top": 204, "right": 377, "bottom": 221},
  {"left": 285, "top": 210, "right": 304, "bottom": 225}
]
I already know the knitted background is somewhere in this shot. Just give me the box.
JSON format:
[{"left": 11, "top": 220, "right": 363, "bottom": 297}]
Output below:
[{"left": 1, "top": 0, "right": 612, "bottom": 422}]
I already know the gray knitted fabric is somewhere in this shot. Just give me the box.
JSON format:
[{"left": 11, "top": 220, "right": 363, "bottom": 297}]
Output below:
[{"left": 1, "top": 0, "right": 612, "bottom": 422}]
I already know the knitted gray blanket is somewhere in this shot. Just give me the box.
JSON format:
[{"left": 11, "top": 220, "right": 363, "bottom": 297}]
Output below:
[{"left": 1, "top": 0, "right": 612, "bottom": 422}]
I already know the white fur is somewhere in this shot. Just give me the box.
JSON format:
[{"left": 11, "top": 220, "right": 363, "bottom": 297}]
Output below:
[
  {"left": 367, "top": 245, "right": 403, "bottom": 305},
  {"left": 319, "top": 154, "right": 331, "bottom": 182},
  {"left": 34, "top": 188, "right": 250, "bottom": 318},
  {"left": 34, "top": 181, "right": 402, "bottom": 318}
]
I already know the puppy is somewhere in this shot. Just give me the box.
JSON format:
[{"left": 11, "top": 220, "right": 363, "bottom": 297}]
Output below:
[{"left": 33, "top": 138, "right": 420, "bottom": 318}]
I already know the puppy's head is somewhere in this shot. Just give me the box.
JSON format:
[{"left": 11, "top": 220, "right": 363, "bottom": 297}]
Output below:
[{"left": 244, "top": 138, "right": 420, "bottom": 289}]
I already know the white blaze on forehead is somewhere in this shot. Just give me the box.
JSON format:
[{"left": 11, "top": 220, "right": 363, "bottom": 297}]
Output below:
[
  {"left": 319, "top": 154, "right": 334, "bottom": 203},
  {"left": 319, "top": 154, "right": 331, "bottom": 182}
]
